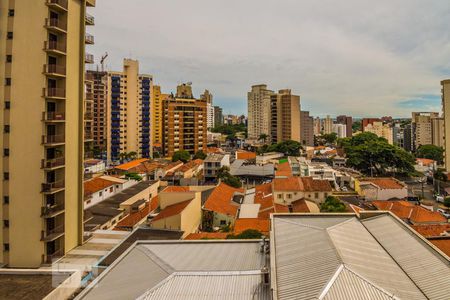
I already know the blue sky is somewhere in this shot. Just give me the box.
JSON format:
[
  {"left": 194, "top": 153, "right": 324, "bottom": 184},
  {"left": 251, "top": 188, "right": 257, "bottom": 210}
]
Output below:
[{"left": 87, "top": 0, "right": 450, "bottom": 117}]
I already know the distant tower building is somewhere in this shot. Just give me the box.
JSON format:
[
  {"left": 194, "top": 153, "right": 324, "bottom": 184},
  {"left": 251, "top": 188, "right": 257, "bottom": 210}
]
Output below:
[
  {"left": 442, "top": 79, "right": 450, "bottom": 170},
  {"left": 314, "top": 117, "right": 322, "bottom": 135},
  {"left": 152, "top": 85, "right": 168, "bottom": 145},
  {"left": 332, "top": 124, "right": 347, "bottom": 139},
  {"left": 163, "top": 84, "right": 207, "bottom": 157},
  {"left": 248, "top": 84, "right": 274, "bottom": 140},
  {"left": 336, "top": 115, "right": 353, "bottom": 137},
  {"left": 361, "top": 118, "right": 381, "bottom": 131},
  {"left": 411, "top": 112, "right": 440, "bottom": 151},
  {"left": 270, "top": 89, "right": 301, "bottom": 143},
  {"left": 431, "top": 117, "right": 444, "bottom": 148},
  {"left": 403, "top": 124, "right": 413, "bottom": 152},
  {"left": 364, "top": 122, "right": 393, "bottom": 144},
  {"left": 106, "top": 59, "right": 153, "bottom": 163},
  {"left": 213, "top": 106, "right": 223, "bottom": 128},
  {"left": 201, "top": 90, "right": 214, "bottom": 129},
  {"left": 300, "top": 111, "right": 314, "bottom": 146},
  {"left": 323, "top": 116, "right": 333, "bottom": 134}
]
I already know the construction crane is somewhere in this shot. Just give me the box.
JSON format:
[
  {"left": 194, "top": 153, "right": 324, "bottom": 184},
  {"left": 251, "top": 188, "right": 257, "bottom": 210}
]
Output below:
[{"left": 100, "top": 52, "right": 108, "bottom": 72}]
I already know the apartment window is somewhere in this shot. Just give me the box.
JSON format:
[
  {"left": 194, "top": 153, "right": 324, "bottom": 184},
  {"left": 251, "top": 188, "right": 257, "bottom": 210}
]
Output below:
[
  {"left": 6, "top": 32, "right": 13, "bottom": 39},
  {"left": 8, "top": 9, "right": 14, "bottom": 17},
  {"left": 3, "top": 172, "right": 9, "bottom": 180},
  {"left": 99, "top": 191, "right": 102, "bottom": 197},
  {"left": 287, "top": 194, "right": 292, "bottom": 199},
  {"left": 3, "top": 149, "right": 9, "bottom": 157},
  {"left": 5, "top": 78, "right": 11, "bottom": 86},
  {"left": 6, "top": 55, "right": 12, "bottom": 63},
  {"left": 4, "top": 125, "right": 10, "bottom": 133},
  {"left": 315, "top": 192, "right": 319, "bottom": 199},
  {"left": 3, "top": 220, "right": 8, "bottom": 228},
  {"left": 3, "top": 243, "right": 9, "bottom": 252},
  {"left": 3, "top": 196, "right": 9, "bottom": 204},
  {"left": 277, "top": 194, "right": 282, "bottom": 199},
  {"left": 4, "top": 101, "right": 10, "bottom": 109}
]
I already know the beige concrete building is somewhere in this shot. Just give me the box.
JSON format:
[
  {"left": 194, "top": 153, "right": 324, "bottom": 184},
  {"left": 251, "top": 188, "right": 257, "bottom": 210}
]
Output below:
[
  {"left": 247, "top": 84, "right": 274, "bottom": 141},
  {"left": 270, "top": 89, "right": 301, "bottom": 143},
  {"left": 86, "top": 70, "right": 107, "bottom": 154},
  {"left": 431, "top": 117, "right": 444, "bottom": 148},
  {"left": 151, "top": 85, "right": 167, "bottom": 146},
  {"left": 300, "top": 111, "right": 314, "bottom": 146},
  {"left": 323, "top": 115, "right": 333, "bottom": 134},
  {"left": 442, "top": 79, "right": 450, "bottom": 171},
  {"left": 0, "top": 0, "right": 96, "bottom": 267},
  {"left": 411, "top": 112, "right": 440, "bottom": 150},
  {"left": 364, "top": 121, "right": 393, "bottom": 144},
  {"left": 200, "top": 89, "right": 214, "bottom": 129},
  {"left": 106, "top": 59, "right": 153, "bottom": 163}
]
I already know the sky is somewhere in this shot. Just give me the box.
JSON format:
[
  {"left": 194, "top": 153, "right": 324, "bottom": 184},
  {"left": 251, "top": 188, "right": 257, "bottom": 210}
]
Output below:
[{"left": 88, "top": 0, "right": 450, "bottom": 118}]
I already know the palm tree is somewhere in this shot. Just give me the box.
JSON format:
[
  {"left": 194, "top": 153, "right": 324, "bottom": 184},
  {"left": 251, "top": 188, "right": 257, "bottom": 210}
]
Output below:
[{"left": 259, "top": 134, "right": 269, "bottom": 144}]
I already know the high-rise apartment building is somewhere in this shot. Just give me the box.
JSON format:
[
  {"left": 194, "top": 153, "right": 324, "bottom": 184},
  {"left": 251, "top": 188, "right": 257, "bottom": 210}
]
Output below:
[
  {"left": 364, "top": 121, "right": 393, "bottom": 144},
  {"left": 323, "top": 116, "right": 333, "bottom": 134},
  {"left": 213, "top": 106, "right": 223, "bottom": 128},
  {"left": 151, "top": 85, "right": 168, "bottom": 146},
  {"left": 442, "top": 79, "right": 450, "bottom": 170},
  {"left": 105, "top": 59, "right": 153, "bottom": 163},
  {"left": 0, "top": 0, "right": 96, "bottom": 267},
  {"left": 201, "top": 90, "right": 214, "bottom": 130},
  {"left": 86, "top": 70, "right": 107, "bottom": 156},
  {"left": 270, "top": 89, "right": 301, "bottom": 143},
  {"left": 332, "top": 123, "right": 347, "bottom": 138},
  {"left": 163, "top": 83, "right": 207, "bottom": 157},
  {"left": 248, "top": 84, "right": 274, "bottom": 140},
  {"left": 313, "top": 117, "right": 321, "bottom": 135},
  {"left": 300, "top": 111, "right": 314, "bottom": 146},
  {"left": 361, "top": 118, "right": 381, "bottom": 131},
  {"left": 336, "top": 115, "right": 353, "bottom": 137},
  {"left": 431, "top": 117, "right": 444, "bottom": 148},
  {"left": 411, "top": 112, "right": 440, "bottom": 151}
]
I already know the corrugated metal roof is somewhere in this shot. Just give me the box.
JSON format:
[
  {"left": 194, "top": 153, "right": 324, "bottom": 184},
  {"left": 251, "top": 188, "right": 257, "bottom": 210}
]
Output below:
[
  {"left": 362, "top": 214, "right": 450, "bottom": 300},
  {"left": 137, "top": 271, "right": 271, "bottom": 300}
]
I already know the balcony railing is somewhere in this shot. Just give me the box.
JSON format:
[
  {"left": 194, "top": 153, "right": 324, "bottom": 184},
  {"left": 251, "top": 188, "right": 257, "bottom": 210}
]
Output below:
[
  {"left": 85, "top": 14, "right": 95, "bottom": 25},
  {"left": 41, "top": 157, "right": 65, "bottom": 169},
  {"left": 42, "top": 248, "right": 64, "bottom": 264},
  {"left": 46, "top": 0, "right": 68, "bottom": 10},
  {"left": 41, "top": 204, "right": 65, "bottom": 217},
  {"left": 45, "top": 18, "right": 67, "bottom": 32},
  {"left": 44, "top": 87, "right": 66, "bottom": 98},
  {"left": 44, "top": 41, "right": 67, "bottom": 53},
  {"left": 85, "top": 33, "right": 95, "bottom": 44},
  {"left": 42, "top": 111, "right": 65, "bottom": 121},
  {"left": 85, "top": 92, "right": 94, "bottom": 100},
  {"left": 84, "top": 112, "right": 93, "bottom": 120},
  {"left": 42, "top": 180, "right": 65, "bottom": 193},
  {"left": 42, "top": 135, "right": 65, "bottom": 145},
  {"left": 41, "top": 225, "right": 65, "bottom": 242},
  {"left": 44, "top": 64, "right": 66, "bottom": 76},
  {"left": 85, "top": 53, "right": 94, "bottom": 64},
  {"left": 85, "top": 132, "right": 93, "bottom": 140}
]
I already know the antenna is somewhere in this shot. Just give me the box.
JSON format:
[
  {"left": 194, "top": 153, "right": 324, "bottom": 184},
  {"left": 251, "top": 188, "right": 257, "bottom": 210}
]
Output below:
[{"left": 100, "top": 52, "right": 108, "bottom": 72}]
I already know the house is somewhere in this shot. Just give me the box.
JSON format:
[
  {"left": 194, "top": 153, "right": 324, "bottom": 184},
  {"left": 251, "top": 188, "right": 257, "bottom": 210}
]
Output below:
[
  {"left": 416, "top": 158, "right": 437, "bottom": 173},
  {"left": 84, "top": 159, "right": 106, "bottom": 175},
  {"left": 84, "top": 177, "right": 121, "bottom": 209},
  {"left": 203, "top": 153, "right": 230, "bottom": 181},
  {"left": 256, "top": 152, "right": 284, "bottom": 165},
  {"left": 112, "top": 158, "right": 150, "bottom": 174},
  {"left": 272, "top": 176, "right": 333, "bottom": 205},
  {"left": 275, "top": 161, "right": 292, "bottom": 178},
  {"left": 173, "top": 159, "right": 203, "bottom": 179},
  {"left": 149, "top": 188, "right": 202, "bottom": 238},
  {"left": 229, "top": 159, "right": 274, "bottom": 184},
  {"left": 372, "top": 200, "right": 447, "bottom": 225},
  {"left": 203, "top": 182, "right": 245, "bottom": 229},
  {"left": 355, "top": 177, "right": 408, "bottom": 201},
  {"left": 412, "top": 224, "right": 450, "bottom": 257},
  {"left": 234, "top": 218, "right": 270, "bottom": 236}
]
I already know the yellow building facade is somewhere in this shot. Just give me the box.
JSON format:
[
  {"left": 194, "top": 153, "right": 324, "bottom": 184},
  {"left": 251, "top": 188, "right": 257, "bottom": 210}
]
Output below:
[
  {"left": 0, "top": 0, "right": 95, "bottom": 267},
  {"left": 151, "top": 85, "right": 168, "bottom": 146}
]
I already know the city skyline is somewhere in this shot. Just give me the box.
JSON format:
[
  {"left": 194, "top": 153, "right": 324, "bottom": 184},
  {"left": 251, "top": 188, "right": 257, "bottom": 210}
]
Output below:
[{"left": 89, "top": 0, "right": 450, "bottom": 117}]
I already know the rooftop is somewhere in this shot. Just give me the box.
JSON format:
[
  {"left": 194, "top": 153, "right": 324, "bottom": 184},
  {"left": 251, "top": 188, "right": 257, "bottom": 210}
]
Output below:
[
  {"left": 203, "top": 182, "right": 244, "bottom": 216},
  {"left": 151, "top": 199, "right": 193, "bottom": 222},
  {"left": 230, "top": 160, "right": 274, "bottom": 177},
  {"left": 204, "top": 153, "right": 226, "bottom": 162},
  {"left": 272, "top": 176, "right": 332, "bottom": 192},
  {"left": 114, "top": 158, "right": 149, "bottom": 171},
  {"left": 361, "top": 177, "right": 406, "bottom": 189},
  {"left": 84, "top": 177, "right": 117, "bottom": 197},
  {"left": 234, "top": 218, "right": 270, "bottom": 235},
  {"left": 372, "top": 200, "right": 447, "bottom": 224},
  {"left": 275, "top": 161, "right": 292, "bottom": 177}
]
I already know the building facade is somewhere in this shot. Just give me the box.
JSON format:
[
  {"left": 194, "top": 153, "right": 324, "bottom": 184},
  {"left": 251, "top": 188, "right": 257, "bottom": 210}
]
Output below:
[
  {"left": 200, "top": 90, "right": 214, "bottom": 130},
  {"left": 270, "top": 89, "right": 301, "bottom": 143},
  {"left": 442, "top": 79, "right": 450, "bottom": 171},
  {"left": 364, "top": 121, "right": 393, "bottom": 144},
  {"left": 323, "top": 115, "right": 333, "bottom": 134},
  {"left": 361, "top": 118, "right": 381, "bottom": 131},
  {"left": 332, "top": 123, "right": 347, "bottom": 138},
  {"left": 106, "top": 59, "right": 153, "bottom": 163},
  {"left": 300, "top": 111, "right": 314, "bottom": 146},
  {"left": 151, "top": 85, "right": 167, "bottom": 146},
  {"left": 86, "top": 70, "right": 107, "bottom": 157},
  {"left": 411, "top": 112, "right": 440, "bottom": 150},
  {"left": 313, "top": 117, "right": 321, "bottom": 135},
  {"left": 336, "top": 115, "right": 352, "bottom": 137},
  {"left": 213, "top": 106, "right": 223, "bottom": 128},
  {"left": 162, "top": 83, "right": 207, "bottom": 157},
  {"left": 247, "top": 84, "right": 274, "bottom": 140},
  {"left": 0, "top": 0, "right": 96, "bottom": 267},
  {"left": 431, "top": 117, "right": 444, "bottom": 148}
]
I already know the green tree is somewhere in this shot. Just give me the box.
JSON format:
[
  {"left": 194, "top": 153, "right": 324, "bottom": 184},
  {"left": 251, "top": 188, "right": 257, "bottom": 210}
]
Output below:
[
  {"left": 416, "top": 145, "right": 444, "bottom": 165},
  {"left": 223, "top": 175, "right": 242, "bottom": 188},
  {"left": 352, "top": 120, "right": 362, "bottom": 133},
  {"left": 259, "top": 133, "right": 269, "bottom": 144},
  {"left": 320, "top": 196, "right": 346, "bottom": 212},
  {"left": 322, "top": 132, "right": 338, "bottom": 145},
  {"left": 124, "top": 172, "right": 143, "bottom": 181},
  {"left": 127, "top": 151, "right": 138, "bottom": 160},
  {"left": 444, "top": 197, "right": 450, "bottom": 209},
  {"left": 172, "top": 150, "right": 191, "bottom": 163},
  {"left": 193, "top": 150, "right": 207, "bottom": 160},
  {"left": 227, "top": 229, "right": 262, "bottom": 239}
]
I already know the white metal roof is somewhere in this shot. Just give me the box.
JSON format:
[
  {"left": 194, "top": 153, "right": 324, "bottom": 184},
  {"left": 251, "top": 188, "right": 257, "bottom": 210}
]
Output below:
[{"left": 239, "top": 204, "right": 261, "bottom": 218}]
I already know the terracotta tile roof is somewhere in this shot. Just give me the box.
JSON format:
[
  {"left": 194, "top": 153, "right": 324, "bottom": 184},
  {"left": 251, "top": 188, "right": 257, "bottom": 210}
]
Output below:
[
  {"left": 291, "top": 199, "right": 310, "bottom": 212},
  {"left": 116, "top": 202, "right": 154, "bottom": 229},
  {"left": 301, "top": 177, "right": 333, "bottom": 192},
  {"left": 416, "top": 158, "right": 436, "bottom": 165},
  {"left": 372, "top": 200, "right": 447, "bottom": 224},
  {"left": 84, "top": 177, "right": 117, "bottom": 196},
  {"left": 324, "top": 149, "right": 337, "bottom": 155},
  {"left": 206, "top": 147, "right": 224, "bottom": 154},
  {"left": 184, "top": 232, "right": 228, "bottom": 240},
  {"left": 254, "top": 183, "right": 274, "bottom": 211},
  {"left": 411, "top": 224, "right": 450, "bottom": 237},
  {"left": 236, "top": 151, "right": 257, "bottom": 160},
  {"left": 176, "top": 159, "right": 203, "bottom": 173},
  {"left": 164, "top": 161, "right": 184, "bottom": 171},
  {"left": 275, "top": 162, "right": 293, "bottom": 177},
  {"left": 203, "top": 182, "right": 244, "bottom": 216},
  {"left": 150, "top": 195, "right": 159, "bottom": 211},
  {"left": 429, "top": 239, "right": 450, "bottom": 257},
  {"left": 114, "top": 158, "right": 149, "bottom": 171},
  {"left": 273, "top": 177, "right": 332, "bottom": 192},
  {"left": 362, "top": 178, "right": 405, "bottom": 189},
  {"left": 151, "top": 199, "right": 192, "bottom": 222},
  {"left": 163, "top": 186, "right": 191, "bottom": 192},
  {"left": 234, "top": 218, "right": 270, "bottom": 235}
]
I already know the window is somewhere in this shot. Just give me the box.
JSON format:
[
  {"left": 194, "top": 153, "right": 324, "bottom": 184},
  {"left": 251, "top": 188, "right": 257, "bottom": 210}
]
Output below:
[
  {"left": 5, "top": 78, "right": 11, "bottom": 86},
  {"left": 6, "top": 32, "right": 13, "bottom": 39},
  {"left": 3, "top": 196, "right": 9, "bottom": 204},
  {"left": 6, "top": 55, "right": 12, "bottom": 63},
  {"left": 3, "top": 243, "right": 9, "bottom": 252},
  {"left": 8, "top": 9, "right": 14, "bottom": 17},
  {"left": 3, "top": 149, "right": 9, "bottom": 157},
  {"left": 220, "top": 220, "right": 226, "bottom": 226},
  {"left": 277, "top": 194, "right": 282, "bottom": 199},
  {"left": 99, "top": 191, "right": 102, "bottom": 196},
  {"left": 4, "top": 101, "right": 10, "bottom": 109},
  {"left": 109, "top": 187, "right": 113, "bottom": 192},
  {"left": 3, "top": 220, "right": 8, "bottom": 228},
  {"left": 315, "top": 192, "right": 319, "bottom": 199},
  {"left": 287, "top": 194, "right": 292, "bottom": 199},
  {"left": 4, "top": 125, "right": 9, "bottom": 133},
  {"left": 3, "top": 173, "right": 9, "bottom": 180}
]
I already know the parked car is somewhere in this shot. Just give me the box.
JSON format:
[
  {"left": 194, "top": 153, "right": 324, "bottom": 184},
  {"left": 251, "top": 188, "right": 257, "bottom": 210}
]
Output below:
[
  {"left": 437, "top": 208, "right": 450, "bottom": 219},
  {"left": 435, "top": 195, "right": 444, "bottom": 203}
]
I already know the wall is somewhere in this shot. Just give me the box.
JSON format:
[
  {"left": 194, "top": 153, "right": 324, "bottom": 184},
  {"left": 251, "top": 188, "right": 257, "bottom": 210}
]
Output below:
[{"left": 180, "top": 192, "right": 201, "bottom": 238}]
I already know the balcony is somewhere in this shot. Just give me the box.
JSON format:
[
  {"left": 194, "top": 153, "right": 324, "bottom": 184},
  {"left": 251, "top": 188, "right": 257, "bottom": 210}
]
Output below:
[
  {"left": 84, "top": 151, "right": 94, "bottom": 160},
  {"left": 45, "top": 18, "right": 67, "bottom": 33},
  {"left": 42, "top": 135, "right": 65, "bottom": 146},
  {"left": 41, "top": 180, "right": 65, "bottom": 194},
  {"left": 85, "top": 13, "right": 95, "bottom": 25},
  {"left": 44, "top": 41, "right": 66, "bottom": 55},
  {"left": 85, "top": 132, "right": 93, "bottom": 141},
  {"left": 41, "top": 204, "right": 65, "bottom": 218},
  {"left": 43, "top": 64, "right": 66, "bottom": 77},
  {"left": 85, "top": 33, "right": 95, "bottom": 45},
  {"left": 42, "top": 111, "right": 65, "bottom": 122},
  {"left": 44, "top": 87, "right": 66, "bottom": 99},
  {"left": 41, "top": 157, "right": 65, "bottom": 170},
  {"left": 41, "top": 225, "right": 65, "bottom": 242},
  {"left": 84, "top": 112, "right": 93, "bottom": 121},
  {"left": 42, "top": 248, "right": 64, "bottom": 265},
  {"left": 46, "top": 0, "right": 68, "bottom": 11},
  {"left": 85, "top": 53, "right": 94, "bottom": 64},
  {"left": 85, "top": 92, "right": 94, "bottom": 101}
]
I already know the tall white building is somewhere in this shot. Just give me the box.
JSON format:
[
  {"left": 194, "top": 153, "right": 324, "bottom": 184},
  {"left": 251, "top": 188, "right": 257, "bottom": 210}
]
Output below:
[
  {"left": 248, "top": 84, "right": 274, "bottom": 140},
  {"left": 201, "top": 90, "right": 214, "bottom": 129},
  {"left": 323, "top": 115, "right": 333, "bottom": 134},
  {"left": 332, "top": 124, "right": 347, "bottom": 138}
]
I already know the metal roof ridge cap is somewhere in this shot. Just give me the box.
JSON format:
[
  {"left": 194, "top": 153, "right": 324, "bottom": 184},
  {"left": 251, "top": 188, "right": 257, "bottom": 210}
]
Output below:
[
  {"left": 326, "top": 216, "right": 358, "bottom": 231},
  {"left": 136, "top": 273, "right": 176, "bottom": 300},
  {"left": 170, "top": 270, "right": 262, "bottom": 276},
  {"left": 275, "top": 217, "right": 324, "bottom": 231},
  {"left": 136, "top": 244, "right": 175, "bottom": 274},
  {"left": 318, "top": 264, "right": 344, "bottom": 300}
]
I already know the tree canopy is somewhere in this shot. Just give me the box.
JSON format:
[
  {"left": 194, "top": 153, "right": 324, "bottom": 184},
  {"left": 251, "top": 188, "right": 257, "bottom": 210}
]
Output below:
[
  {"left": 444, "top": 197, "right": 450, "bottom": 209},
  {"left": 416, "top": 145, "right": 444, "bottom": 165},
  {"left": 193, "top": 150, "right": 207, "bottom": 160},
  {"left": 124, "top": 172, "right": 143, "bottom": 182},
  {"left": 217, "top": 166, "right": 242, "bottom": 188},
  {"left": 320, "top": 196, "right": 346, "bottom": 212},
  {"left": 227, "top": 229, "right": 263, "bottom": 239},
  {"left": 316, "top": 133, "right": 338, "bottom": 146},
  {"left": 172, "top": 150, "right": 191, "bottom": 163},
  {"left": 257, "top": 140, "right": 302, "bottom": 156},
  {"left": 339, "top": 132, "right": 415, "bottom": 176}
]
